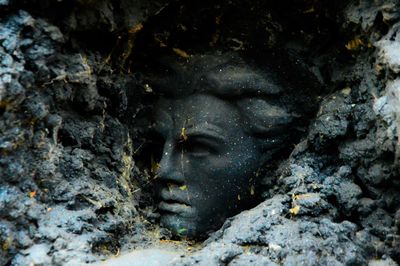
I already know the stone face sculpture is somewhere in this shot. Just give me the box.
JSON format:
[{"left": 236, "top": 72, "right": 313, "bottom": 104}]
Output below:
[{"left": 150, "top": 52, "right": 318, "bottom": 237}]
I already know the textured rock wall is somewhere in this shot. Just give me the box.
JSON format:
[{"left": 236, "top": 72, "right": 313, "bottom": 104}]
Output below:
[
  {"left": 0, "top": 1, "right": 167, "bottom": 264},
  {"left": 0, "top": 0, "right": 399, "bottom": 265}
]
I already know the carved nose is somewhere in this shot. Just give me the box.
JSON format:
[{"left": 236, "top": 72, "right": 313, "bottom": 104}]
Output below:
[{"left": 157, "top": 142, "right": 185, "bottom": 184}]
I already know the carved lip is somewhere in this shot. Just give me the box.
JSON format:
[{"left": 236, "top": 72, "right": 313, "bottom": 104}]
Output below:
[
  {"left": 158, "top": 187, "right": 195, "bottom": 217},
  {"left": 158, "top": 201, "right": 196, "bottom": 218},
  {"left": 158, "top": 187, "right": 191, "bottom": 205}
]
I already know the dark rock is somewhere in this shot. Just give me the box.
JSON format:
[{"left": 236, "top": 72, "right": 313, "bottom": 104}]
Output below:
[{"left": 0, "top": 0, "right": 399, "bottom": 265}]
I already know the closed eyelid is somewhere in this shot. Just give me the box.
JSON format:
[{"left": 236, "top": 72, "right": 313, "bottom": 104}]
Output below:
[
  {"left": 187, "top": 136, "right": 222, "bottom": 148},
  {"left": 185, "top": 123, "right": 226, "bottom": 139},
  {"left": 185, "top": 132, "right": 225, "bottom": 144},
  {"left": 181, "top": 136, "right": 221, "bottom": 156}
]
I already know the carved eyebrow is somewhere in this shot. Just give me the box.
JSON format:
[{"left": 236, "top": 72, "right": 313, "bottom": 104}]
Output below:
[
  {"left": 203, "top": 65, "right": 283, "bottom": 96},
  {"left": 185, "top": 123, "right": 226, "bottom": 142}
]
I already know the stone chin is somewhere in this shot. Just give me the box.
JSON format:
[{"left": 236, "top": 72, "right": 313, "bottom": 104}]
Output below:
[{"left": 160, "top": 213, "right": 199, "bottom": 237}]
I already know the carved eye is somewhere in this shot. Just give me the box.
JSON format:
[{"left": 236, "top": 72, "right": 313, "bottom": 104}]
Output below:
[{"left": 182, "top": 139, "right": 216, "bottom": 157}]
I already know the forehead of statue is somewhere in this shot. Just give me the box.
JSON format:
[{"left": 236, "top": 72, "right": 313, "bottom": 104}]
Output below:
[
  {"left": 148, "top": 53, "right": 283, "bottom": 97},
  {"left": 154, "top": 94, "right": 242, "bottom": 139}
]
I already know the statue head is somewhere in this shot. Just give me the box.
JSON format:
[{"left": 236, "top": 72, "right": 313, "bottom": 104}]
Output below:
[{"left": 147, "top": 51, "right": 318, "bottom": 237}]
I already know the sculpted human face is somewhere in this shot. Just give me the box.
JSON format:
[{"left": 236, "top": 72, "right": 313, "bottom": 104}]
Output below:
[{"left": 154, "top": 94, "right": 262, "bottom": 237}]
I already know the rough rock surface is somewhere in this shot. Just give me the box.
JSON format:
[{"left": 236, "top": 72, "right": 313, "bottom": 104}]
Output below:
[
  {"left": 0, "top": 2, "right": 166, "bottom": 265},
  {"left": 0, "top": 0, "right": 399, "bottom": 265}
]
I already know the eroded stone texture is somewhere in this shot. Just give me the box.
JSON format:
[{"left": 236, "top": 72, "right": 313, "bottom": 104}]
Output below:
[
  {"left": 172, "top": 195, "right": 364, "bottom": 265},
  {"left": 0, "top": 5, "right": 155, "bottom": 265},
  {"left": 1, "top": 0, "right": 400, "bottom": 265}
]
